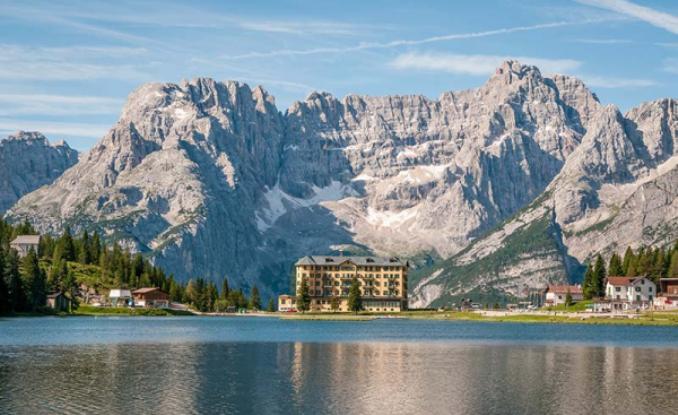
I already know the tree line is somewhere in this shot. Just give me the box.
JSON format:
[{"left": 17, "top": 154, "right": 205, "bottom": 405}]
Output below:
[
  {"left": 582, "top": 240, "right": 678, "bottom": 299},
  {"left": 0, "top": 219, "right": 273, "bottom": 314}
]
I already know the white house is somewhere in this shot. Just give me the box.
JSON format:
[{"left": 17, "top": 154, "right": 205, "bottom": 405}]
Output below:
[
  {"left": 109, "top": 289, "right": 132, "bottom": 307},
  {"left": 605, "top": 276, "right": 655, "bottom": 304},
  {"left": 544, "top": 285, "right": 583, "bottom": 306},
  {"left": 10, "top": 235, "right": 41, "bottom": 258}
]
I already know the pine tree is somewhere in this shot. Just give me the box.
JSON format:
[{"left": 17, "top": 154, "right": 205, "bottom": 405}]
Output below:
[
  {"left": 669, "top": 249, "right": 678, "bottom": 278},
  {"left": 267, "top": 298, "right": 275, "bottom": 312},
  {"left": 206, "top": 282, "right": 218, "bottom": 312},
  {"left": 59, "top": 227, "right": 76, "bottom": 262},
  {"left": 565, "top": 288, "right": 573, "bottom": 307},
  {"left": 249, "top": 285, "right": 261, "bottom": 310},
  {"left": 622, "top": 247, "right": 635, "bottom": 275},
  {"left": 5, "top": 249, "right": 25, "bottom": 312},
  {"left": 90, "top": 231, "right": 102, "bottom": 263},
  {"left": 608, "top": 253, "right": 624, "bottom": 276},
  {"left": 78, "top": 230, "right": 92, "bottom": 264},
  {"left": 348, "top": 276, "right": 362, "bottom": 314},
  {"left": 220, "top": 277, "right": 230, "bottom": 300},
  {"left": 592, "top": 254, "right": 606, "bottom": 298},
  {"left": 21, "top": 249, "right": 46, "bottom": 311},
  {"left": 296, "top": 277, "right": 310, "bottom": 313},
  {"left": 0, "top": 249, "right": 8, "bottom": 314},
  {"left": 582, "top": 263, "right": 595, "bottom": 300}
]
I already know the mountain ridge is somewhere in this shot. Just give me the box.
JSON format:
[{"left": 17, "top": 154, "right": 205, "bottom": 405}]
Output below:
[{"left": 5, "top": 61, "right": 676, "bottom": 302}]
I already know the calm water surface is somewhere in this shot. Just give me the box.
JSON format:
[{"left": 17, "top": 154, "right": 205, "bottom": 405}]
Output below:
[{"left": 1, "top": 317, "right": 677, "bottom": 414}]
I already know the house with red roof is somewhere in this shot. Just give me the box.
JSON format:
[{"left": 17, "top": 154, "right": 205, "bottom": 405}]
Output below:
[{"left": 604, "top": 276, "right": 655, "bottom": 310}]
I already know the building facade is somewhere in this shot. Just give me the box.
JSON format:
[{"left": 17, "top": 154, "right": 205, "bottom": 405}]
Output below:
[
  {"left": 655, "top": 278, "right": 678, "bottom": 309},
  {"left": 278, "top": 294, "right": 296, "bottom": 312},
  {"left": 10, "top": 235, "right": 41, "bottom": 258},
  {"left": 132, "top": 287, "right": 170, "bottom": 308},
  {"left": 292, "top": 255, "right": 408, "bottom": 312},
  {"left": 596, "top": 276, "right": 656, "bottom": 311},
  {"left": 543, "top": 284, "right": 583, "bottom": 306}
]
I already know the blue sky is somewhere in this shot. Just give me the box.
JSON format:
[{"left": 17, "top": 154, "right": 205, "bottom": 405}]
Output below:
[{"left": 0, "top": 0, "right": 676, "bottom": 151}]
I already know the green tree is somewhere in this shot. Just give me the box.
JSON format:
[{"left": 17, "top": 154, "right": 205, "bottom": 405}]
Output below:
[
  {"left": 330, "top": 296, "right": 340, "bottom": 313},
  {"left": 622, "top": 246, "right": 635, "bottom": 275},
  {"left": 249, "top": 285, "right": 261, "bottom": 310},
  {"left": 220, "top": 277, "right": 230, "bottom": 300},
  {"left": 206, "top": 282, "right": 219, "bottom": 312},
  {"left": 582, "top": 263, "right": 595, "bottom": 300},
  {"left": 565, "top": 288, "right": 573, "bottom": 307},
  {"left": 347, "top": 276, "right": 362, "bottom": 314},
  {"left": 5, "top": 249, "right": 25, "bottom": 312},
  {"left": 669, "top": 249, "right": 678, "bottom": 278},
  {"left": 21, "top": 249, "right": 46, "bottom": 311},
  {"left": 59, "top": 227, "right": 76, "bottom": 262},
  {"left": 592, "top": 254, "right": 606, "bottom": 298},
  {"left": 608, "top": 253, "right": 624, "bottom": 276},
  {"left": 296, "top": 277, "right": 310, "bottom": 313},
  {"left": 0, "top": 250, "right": 8, "bottom": 314},
  {"left": 78, "top": 230, "right": 92, "bottom": 264},
  {"left": 267, "top": 298, "right": 275, "bottom": 312},
  {"left": 62, "top": 269, "right": 79, "bottom": 312}
]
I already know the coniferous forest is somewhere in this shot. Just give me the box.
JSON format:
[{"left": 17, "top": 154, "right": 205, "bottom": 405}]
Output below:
[{"left": 0, "top": 219, "right": 265, "bottom": 314}]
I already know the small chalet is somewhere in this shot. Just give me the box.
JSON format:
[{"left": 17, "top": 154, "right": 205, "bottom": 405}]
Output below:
[
  {"left": 10, "top": 235, "right": 41, "bottom": 258},
  {"left": 544, "top": 285, "right": 583, "bottom": 306},
  {"left": 46, "top": 292, "right": 70, "bottom": 312},
  {"left": 132, "top": 287, "right": 170, "bottom": 308},
  {"left": 278, "top": 294, "right": 296, "bottom": 312}
]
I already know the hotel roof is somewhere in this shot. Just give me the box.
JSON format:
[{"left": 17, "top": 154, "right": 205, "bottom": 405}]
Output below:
[{"left": 296, "top": 255, "right": 407, "bottom": 267}]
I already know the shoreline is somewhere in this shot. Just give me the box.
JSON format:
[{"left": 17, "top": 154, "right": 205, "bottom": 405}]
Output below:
[{"left": 4, "top": 309, "right": 677, "bottom": 326}]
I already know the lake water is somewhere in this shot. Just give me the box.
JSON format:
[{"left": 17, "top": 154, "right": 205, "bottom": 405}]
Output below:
[{"left": 1, "top": 317, "right": 677, "bottom": 414}]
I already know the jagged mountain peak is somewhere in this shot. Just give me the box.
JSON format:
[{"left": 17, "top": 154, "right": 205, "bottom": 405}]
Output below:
[{"left": 7, "top": 62, "right": 674, "bottom": 304}]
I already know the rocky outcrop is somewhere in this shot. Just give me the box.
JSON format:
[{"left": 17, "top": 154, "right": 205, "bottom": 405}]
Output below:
[
  {"left": 0, "top": 131, "right": 78, "bottom": 213},
  {"left": 6, "top": 62, "right": 676, "bottom": 303},
  {"left": 412, "top": 98, "right": 677, "bottom": 307}
]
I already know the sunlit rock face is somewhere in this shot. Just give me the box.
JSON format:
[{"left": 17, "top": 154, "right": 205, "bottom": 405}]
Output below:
[
  {"left": 0, "top": 131, "right": 78, "bottom": 213},
  {"left": 8, "top": 62, "right": 676, "bottom": 302}
]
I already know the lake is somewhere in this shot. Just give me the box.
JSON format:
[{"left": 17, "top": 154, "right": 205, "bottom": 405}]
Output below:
[{"left": 1, "top": 317, "right": 677, "bottom": 414}]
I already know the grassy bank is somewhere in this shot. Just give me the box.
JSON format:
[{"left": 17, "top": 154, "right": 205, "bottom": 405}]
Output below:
[
  {"left": 73, "top": 305, "right": 195, "bottom": 317},
  {"left": 278, "top": 309, "right": 678, "bottom": 326}
]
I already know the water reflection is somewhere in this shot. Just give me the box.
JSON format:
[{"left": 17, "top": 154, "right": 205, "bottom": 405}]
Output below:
[{"left": 1, "top": 342, "right": 677, "bottom": 414}]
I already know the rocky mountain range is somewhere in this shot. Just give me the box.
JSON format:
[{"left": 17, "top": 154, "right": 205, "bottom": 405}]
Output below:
[
  {"left": 5, "top": 61, "right": 676, "bottom": 303},
  {"left": 0, "top": 131, "right": 78, "bottom": 213}
]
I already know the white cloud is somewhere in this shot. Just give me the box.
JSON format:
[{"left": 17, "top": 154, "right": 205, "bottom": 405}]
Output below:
[
  {"left": 389, "top": 52, "right": 582, "bottom": 76},
  {"left": 577, "top": 0, "right": 678, "bottom": 34},
  {"left": 0, "top": 44, "right": 149, "bottom": 80},
  {"left": 0, "top": 119, "right": 110, "bottom": 138},
  {"left": 0, "top": 94, "right": 123, "bottom": 116},
  {"left": 573, "top": 38, "right": 633, "bottom": 44},
  {"left": 223, "top": 20, "right": 583, "bottom": 60},
  {"left": 579, "top": 75, "right": 657, "bottom": 88}
]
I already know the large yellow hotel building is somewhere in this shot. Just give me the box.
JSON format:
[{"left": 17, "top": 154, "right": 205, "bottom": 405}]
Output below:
[{"left": 279, "top": 255, "right": 409, "bottom": 312}]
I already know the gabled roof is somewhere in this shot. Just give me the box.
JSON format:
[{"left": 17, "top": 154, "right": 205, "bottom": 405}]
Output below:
[
  {"left": 10, "top": 235, "right": 40, "bottom": 245},
  {"left": 606, "top": 276, "right": 653, "bottom": 286},
  {"left": 132, "top": 287, "right": 161, "bottom": 294},
  {"left": 546, "top": 285, "right": 582, "bottom": 295},
  {"left": 606, "top": 276, "right": 632, "bottom": 286},
  {"left": 295, "top": 255, "right": 407, "bottom": 267}
]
